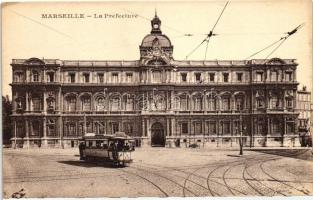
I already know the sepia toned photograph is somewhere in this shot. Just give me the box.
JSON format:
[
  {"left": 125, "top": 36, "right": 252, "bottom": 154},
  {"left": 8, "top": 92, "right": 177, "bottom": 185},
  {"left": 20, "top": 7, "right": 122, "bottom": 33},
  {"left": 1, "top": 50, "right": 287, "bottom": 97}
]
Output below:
[{"left": 2, "top": 0, "right": 313, "bottom": 198}]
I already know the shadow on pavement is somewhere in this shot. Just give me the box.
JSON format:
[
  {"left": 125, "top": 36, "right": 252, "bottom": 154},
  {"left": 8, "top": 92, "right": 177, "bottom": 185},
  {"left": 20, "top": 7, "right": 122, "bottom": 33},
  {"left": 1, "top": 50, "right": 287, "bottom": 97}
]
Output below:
[
  {"left": 58, "top": 160, "right": 124, "bottom": 168},
  {"left": 249, "top": 149, "right": 313, "bottom": 161}
]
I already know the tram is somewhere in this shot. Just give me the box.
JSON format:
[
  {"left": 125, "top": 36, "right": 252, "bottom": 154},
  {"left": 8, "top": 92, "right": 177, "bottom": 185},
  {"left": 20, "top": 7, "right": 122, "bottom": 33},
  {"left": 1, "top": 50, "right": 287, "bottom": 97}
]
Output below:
[{"left": 79, "top": 132, "right": 135, "bottom": 167}]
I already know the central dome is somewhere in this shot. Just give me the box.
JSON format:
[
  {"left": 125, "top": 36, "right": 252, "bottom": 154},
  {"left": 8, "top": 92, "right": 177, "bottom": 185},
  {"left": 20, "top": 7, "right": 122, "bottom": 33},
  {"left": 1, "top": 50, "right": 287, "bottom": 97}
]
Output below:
[
  {"left": 139, "top": 13, "right": 174, "bottom": 60},
  {"left": 141, "top": 34, "right": 172, "bottom": 47}
]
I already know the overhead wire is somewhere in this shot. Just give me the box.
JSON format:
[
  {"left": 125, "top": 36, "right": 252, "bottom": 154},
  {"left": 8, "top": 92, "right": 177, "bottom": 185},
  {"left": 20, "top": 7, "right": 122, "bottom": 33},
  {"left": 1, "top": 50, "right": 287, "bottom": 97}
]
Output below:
[
  {"left": 246, "top": 23, "right": 305, "bottom": 60},
  {"left": 185, "top": 1, "right": 229, "bottom": 60}
]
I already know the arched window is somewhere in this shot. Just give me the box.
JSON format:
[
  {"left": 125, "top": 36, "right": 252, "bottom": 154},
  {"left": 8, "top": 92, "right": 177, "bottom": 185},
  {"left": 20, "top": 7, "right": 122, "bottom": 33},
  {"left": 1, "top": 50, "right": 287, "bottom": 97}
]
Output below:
[
  {"left": 32, "top": 71, "right": 39, "bottom": 82},
  {"left": 172, "top": 96, "right": 180, "bottom": 110},
  {"left": 15, "top": 97, "right": 23, "bottom": 110},
  {"left": 81, "top": 95, "right": 91, "bottom": 111},
  {"left": 66, "top": 96, "right": 76, "bottom": 111},
  {"left": 96, "top": 97, "right": 106, "bottom": 111},
  {"left": 270, "top": 96, "right": 280, "bottom": 109},
  {"left": 207, "top": 96, "right": 217, "bottom": 111},
  {"left": 32, "top": 96, "right": 41, "bottom": 111},
  {"left": 111, "top": 96, "right": 120, "bottom": 111},
  {"left": 193, "top": 95, "right": 202, "bottom": 110},
  {"left": 235, "top": 95, "right": 245, "bottom": 111},
  {"left": 47, "top": 97, "right": 55, "bottom": 111},
  {"left": 125, "top": 96, "right": 134, "bottom": 111},
  {"left": 221, "top": 95, "right": 231, "bottom": 111},
  {"left": 180, "top": 95, "right": 188, "bottom": 111}
]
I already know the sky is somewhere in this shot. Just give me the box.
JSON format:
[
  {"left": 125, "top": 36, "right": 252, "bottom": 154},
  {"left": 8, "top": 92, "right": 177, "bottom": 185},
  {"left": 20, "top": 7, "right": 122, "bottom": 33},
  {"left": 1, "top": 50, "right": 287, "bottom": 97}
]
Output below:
[{"left": 2, "top": 0, "right": 312, "bottom": 98}]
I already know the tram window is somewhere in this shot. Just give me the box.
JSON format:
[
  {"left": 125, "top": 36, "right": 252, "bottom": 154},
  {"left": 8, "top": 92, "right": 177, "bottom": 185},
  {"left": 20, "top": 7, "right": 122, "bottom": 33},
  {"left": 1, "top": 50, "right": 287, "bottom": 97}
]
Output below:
[{"left": 88, "top": 141, "right": 93, "bottom": 147}]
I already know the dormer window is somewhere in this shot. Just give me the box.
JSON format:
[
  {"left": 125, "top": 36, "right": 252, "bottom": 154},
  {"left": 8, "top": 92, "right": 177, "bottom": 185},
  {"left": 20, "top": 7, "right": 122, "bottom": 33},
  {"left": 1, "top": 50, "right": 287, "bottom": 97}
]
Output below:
[
  {"left": 209, "top": 73, "right": 215, "bottom": 82},
  {"left": 83, "top": 73, "right": 90, "bottom": 83},
  {"left": 223, "top": 73, "right": 229, "bottom": 82},
  {"left": 237, "top": 73, "right": 243, "bottom": 82},
  {"left": 285, "top": 71, "right": 293, "bottom": 81},
  {"left": 256, "top": 72, "right": 264, "bottom": 82},
  {"left": 47, "top": 72, "right": 55, "bottom": 82},
  {"left": 181, "top": 73, "right": 187, "bottom": 82},
  {"left": 126, "top": 73, "right": 133, "bottom": 83},
  {"left": 98, "top": 73, "right": 104, "bottom": 83},
  {"left": 69, "top": 73, "right": 75, "bottom": 83},
  {"left": 195, "top": 73, "right": 201, "bottom": 82},
  {"left": 112, "top": 73, "right": 119, "bottom": 82}
]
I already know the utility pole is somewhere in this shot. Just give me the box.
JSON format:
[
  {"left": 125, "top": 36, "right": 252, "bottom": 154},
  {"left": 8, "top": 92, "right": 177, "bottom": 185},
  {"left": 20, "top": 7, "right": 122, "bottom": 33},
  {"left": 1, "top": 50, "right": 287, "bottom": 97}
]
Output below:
[{"left": 239, "top": 113, "right": 243, "bottom": 155}]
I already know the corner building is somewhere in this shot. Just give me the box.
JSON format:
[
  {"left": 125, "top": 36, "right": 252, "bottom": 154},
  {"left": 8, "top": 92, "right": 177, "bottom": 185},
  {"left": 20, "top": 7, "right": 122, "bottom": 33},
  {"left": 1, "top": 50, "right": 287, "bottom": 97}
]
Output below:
[{"left": 11, "top": 15, "right": 299, "bottom": 148}]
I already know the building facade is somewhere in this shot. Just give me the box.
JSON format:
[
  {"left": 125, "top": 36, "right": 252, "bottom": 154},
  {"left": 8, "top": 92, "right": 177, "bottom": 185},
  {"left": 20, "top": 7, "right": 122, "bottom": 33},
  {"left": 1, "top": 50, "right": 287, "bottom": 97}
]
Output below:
[
  {"left": 11, "top": 15, "right": 300, "bottom": 148},
  {"left": 296, "top": 86, "right": 311, "bottom": 129}
]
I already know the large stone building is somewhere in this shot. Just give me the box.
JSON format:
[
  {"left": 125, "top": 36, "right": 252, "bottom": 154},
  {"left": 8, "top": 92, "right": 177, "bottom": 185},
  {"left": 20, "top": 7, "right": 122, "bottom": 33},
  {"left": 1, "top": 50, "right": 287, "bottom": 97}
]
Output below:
[{"left": 11, "top": 14, "right": 300, "bottom": 148}]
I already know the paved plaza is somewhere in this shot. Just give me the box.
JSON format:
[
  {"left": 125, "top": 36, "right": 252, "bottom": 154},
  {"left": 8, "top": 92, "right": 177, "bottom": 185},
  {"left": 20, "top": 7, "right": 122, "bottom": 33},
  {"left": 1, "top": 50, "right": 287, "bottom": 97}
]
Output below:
[{"left": 3, "top": 147, "right": 313, "bottom": 198}]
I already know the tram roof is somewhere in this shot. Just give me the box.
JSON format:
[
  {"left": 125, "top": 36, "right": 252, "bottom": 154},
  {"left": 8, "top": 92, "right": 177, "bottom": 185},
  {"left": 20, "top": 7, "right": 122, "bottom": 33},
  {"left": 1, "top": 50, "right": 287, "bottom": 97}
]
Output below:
[{"left": 80, "top": 133, "right": 134, "bottom": 141}]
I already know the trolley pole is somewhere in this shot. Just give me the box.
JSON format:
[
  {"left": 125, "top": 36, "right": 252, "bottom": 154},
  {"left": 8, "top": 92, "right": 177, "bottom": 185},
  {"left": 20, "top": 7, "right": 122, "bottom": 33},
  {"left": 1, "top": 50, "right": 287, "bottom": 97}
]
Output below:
[{"left": 239, "top": 113, "right": 243, "bottom": 155}]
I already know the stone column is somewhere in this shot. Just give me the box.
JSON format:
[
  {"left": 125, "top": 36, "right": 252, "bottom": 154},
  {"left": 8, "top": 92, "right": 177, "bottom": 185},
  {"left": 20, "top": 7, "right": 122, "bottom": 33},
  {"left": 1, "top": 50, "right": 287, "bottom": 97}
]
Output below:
[
  {"left": 147, "top": 118, "right": 151, "bottom": 138},
  {"left": 43, "top": 117, "right": 47, "bottom": 147},
  {"left": 166, "top": 118, "right": 170, "bottom": 137},
  {"left": 171, "top": 118, "right": 175, "bottom": 136},
  {"left": 142, "top": 118, "right": 146, "bottom": 137},
  {"left": 43, "top": 92, "right": 47, "bottom": 114},
  {"left": 25, "top": 92, "right": 29, "bottom": 112},
  {"left": 25, "top": 119, "right": 30, "bottom": 148},
  {"left": 58, "top": 87, "right": 62, "bottom": 113},
  {"left": 13, "top": 120, "right": 17, "bottom": 148},
  {"left": 59, "top": 117, "right": 63, "bottom": 148}
]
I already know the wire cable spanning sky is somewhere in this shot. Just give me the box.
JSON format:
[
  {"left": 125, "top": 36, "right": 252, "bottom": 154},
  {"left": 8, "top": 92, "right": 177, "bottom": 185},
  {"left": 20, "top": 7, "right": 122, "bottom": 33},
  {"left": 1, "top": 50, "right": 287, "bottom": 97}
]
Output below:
[{"left": 2, "top": 1, "right": 312, "bottom": 97}]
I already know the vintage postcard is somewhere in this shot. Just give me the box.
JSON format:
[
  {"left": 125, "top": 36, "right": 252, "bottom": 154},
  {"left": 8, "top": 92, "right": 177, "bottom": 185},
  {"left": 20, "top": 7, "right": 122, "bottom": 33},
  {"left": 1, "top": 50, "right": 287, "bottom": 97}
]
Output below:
[{"left": 2, "top": 0, "right": 313, "bottom": 198}]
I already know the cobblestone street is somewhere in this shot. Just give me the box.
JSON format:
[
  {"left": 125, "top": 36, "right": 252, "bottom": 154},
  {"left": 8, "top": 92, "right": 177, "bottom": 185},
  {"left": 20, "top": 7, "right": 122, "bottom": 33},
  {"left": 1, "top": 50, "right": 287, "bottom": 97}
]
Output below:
[{"left": 3, "top": 148, "right": 313, "bottom": 198}]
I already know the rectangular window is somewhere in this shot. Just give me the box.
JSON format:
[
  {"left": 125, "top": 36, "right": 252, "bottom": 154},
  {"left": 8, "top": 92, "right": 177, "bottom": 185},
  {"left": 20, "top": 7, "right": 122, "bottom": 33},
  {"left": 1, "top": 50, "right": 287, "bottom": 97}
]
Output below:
[
  {"left": 112, "top": 123, "right": 119, "bottom": 134},
  {"left": 126, "top": 98, "right": 134, "bottom": 110},
  {"left": 256, "top": 72, "right": 263, "bottom": 82},
  {"left": 98, "top": 73, "right": 104, "bottom": 83},
  {"left": 209, "top": 73, "right": 215, "bottom": 82},
  {"left": 112, "top": 73, "right": 118, "bottom": 82},
  {"left": 194, "top": 122, "right": 202, "bottom": 135},
  {"left": 208, "top": 121, "right": 216, "bottom": 135},
  {"left": 286, "top": 99, "right": 293, "bottom": 108},
  {"left": 271, "top": 71, "right": 278, "bottom": 81},
  {"left": 182, "top": 123, "right": 188, "bottom": 135},
  {"left": 126, "top": 73, "right": 133, "bottom": 83},
  {"left": 222, "top": 121, "right": 230, "bottom": 135},
  {"left": 285, "top": 72, "right": 293, "bottom": 81},
  {"left": 69, "top": 73, "right": 75, "bottom": 83},
  {"left": 181, "top": 73, "right": 187, "bottom": 82},
  {"left": 47, "top": 72, "right": 54, "bottom": 82},
  {"left": 32, "top": 98, "right": 41, "bottom": 111},
  {"left": 153, "top": 71, "right": 161, "bottom": 83},
  {"left": 14, "top": 72, "right": 24, "bottom": 82},
  {"left": 180, "top": 97, "right": 188, "bottom": 110},
  {"left": 257, "top": 99, "right": 264, "bottom": 108},
  {"left": 195, "top": 73, "right": 201, "bottom": 82},
  {"left": 237, "top": 73, "right": 243, "bottom": 82},
  {"left": 83, "top": 73, "right": 90, "bottom": 83},
  {"left": 223, "top": 73, "right": 229, "bottom": 82}
]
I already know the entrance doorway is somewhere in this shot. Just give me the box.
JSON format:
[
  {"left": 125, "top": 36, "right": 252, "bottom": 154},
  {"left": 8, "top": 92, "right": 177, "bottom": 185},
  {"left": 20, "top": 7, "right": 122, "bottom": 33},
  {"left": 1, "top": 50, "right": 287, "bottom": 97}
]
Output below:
[{"left": 151, "top": 122, "right": 165, "bottom": 147}]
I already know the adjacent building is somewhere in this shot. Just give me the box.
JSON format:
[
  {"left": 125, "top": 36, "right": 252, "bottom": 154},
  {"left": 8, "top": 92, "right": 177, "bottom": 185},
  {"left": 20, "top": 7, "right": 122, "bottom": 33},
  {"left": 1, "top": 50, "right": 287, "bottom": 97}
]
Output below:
[
  {"left": 10, "top": 14, "right": 300, "bottom": 148},
  {"left": 296, "top": 86, "right": 311, "bottom": 129}
]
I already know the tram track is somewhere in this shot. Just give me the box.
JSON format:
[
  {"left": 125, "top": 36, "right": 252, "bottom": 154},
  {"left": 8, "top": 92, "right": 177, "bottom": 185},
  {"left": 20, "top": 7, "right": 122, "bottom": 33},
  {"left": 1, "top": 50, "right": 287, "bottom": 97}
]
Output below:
[
  {"left": 128, "top": 165, "right": 198, "bottom": 197},
  {"left": 118, "top": 168, "right": 169, "bottom": 197}
]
